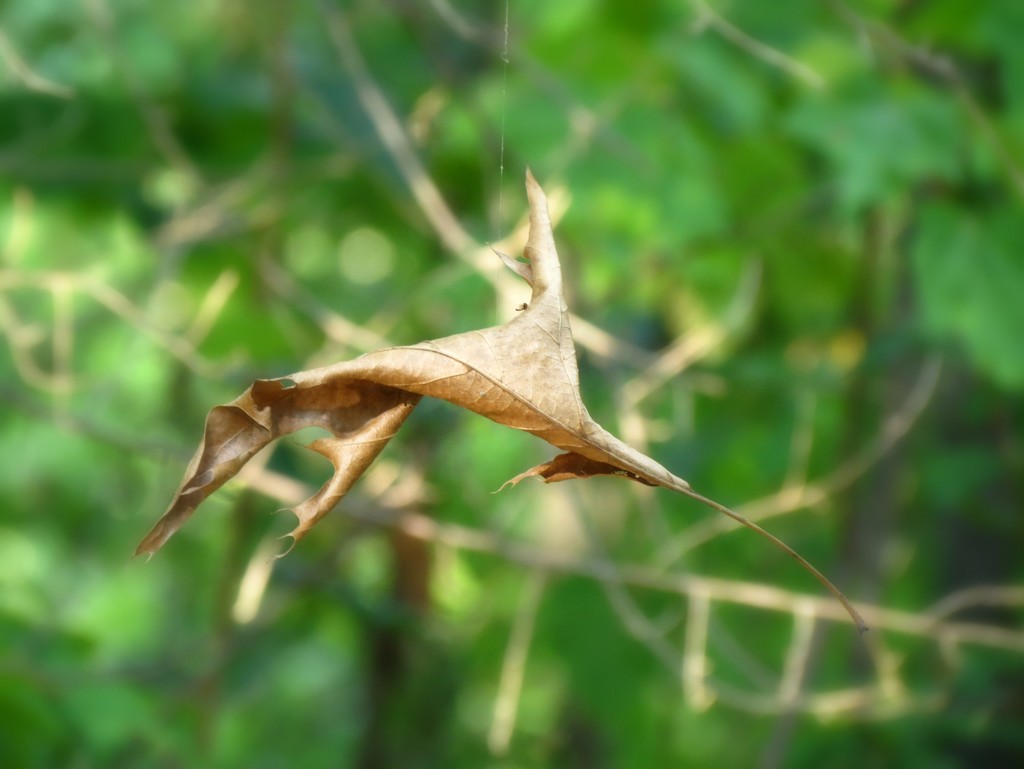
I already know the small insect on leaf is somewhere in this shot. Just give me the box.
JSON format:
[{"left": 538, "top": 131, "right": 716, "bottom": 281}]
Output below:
[{"left": 515, "top": 303, "right": 528, "bottom": 312}]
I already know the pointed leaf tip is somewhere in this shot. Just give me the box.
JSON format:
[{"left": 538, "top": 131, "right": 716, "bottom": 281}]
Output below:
[
  {"left": 492, "top": 245, "right": 533, "bottom": 283},
  {"left": 524, "top": 167, "right": 546, "bottom": 208}
]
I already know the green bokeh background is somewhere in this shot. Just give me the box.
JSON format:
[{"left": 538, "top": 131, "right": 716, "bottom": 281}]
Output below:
[{"left": 2, "top": 1, "right": 1023, "bottom": 767}]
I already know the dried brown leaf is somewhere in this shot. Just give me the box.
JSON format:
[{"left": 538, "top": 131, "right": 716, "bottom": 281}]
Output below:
[{"left": 138, "top": 169, "right": 866, "bottom": 633}]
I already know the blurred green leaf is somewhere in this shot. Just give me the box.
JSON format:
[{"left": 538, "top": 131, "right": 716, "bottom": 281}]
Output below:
[{"left": 913, "top": 202, "right": 1024, "bottom": 388}]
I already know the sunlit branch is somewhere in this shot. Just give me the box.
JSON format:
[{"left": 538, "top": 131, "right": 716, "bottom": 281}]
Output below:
[
  {"left": 487, "top": 569, "right": 548, "bottom": 756},
  {"left": 240, "top": 462, "right": 1024, "bottom": 658},
  {"left": 688, "top": 0, "right": 826, "bottom": 89},
  {"left": 655, "top": 356, "right": 943, "bottom": 565},
  {"left": 0, "top": 27, "right": 73, "bottom": 98}
]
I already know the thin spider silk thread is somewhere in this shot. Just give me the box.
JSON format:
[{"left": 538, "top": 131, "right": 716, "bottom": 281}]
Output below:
[{"left": 496, "top": 0, "right": 510, "bottom": 242}]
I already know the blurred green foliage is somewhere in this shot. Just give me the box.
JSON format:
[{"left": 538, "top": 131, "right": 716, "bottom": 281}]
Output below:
[{"left": 2, "top": 1, "right": 1023, "bottom": 767}]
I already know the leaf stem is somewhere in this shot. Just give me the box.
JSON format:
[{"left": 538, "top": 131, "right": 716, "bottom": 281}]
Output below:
[{"left": 679, "top": 486, "right": 869, "bottom": 634}]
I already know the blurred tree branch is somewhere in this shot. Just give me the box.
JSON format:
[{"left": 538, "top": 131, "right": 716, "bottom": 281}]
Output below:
[{"left": 0, "top": 26, "right": 73, "bottom": 98}]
